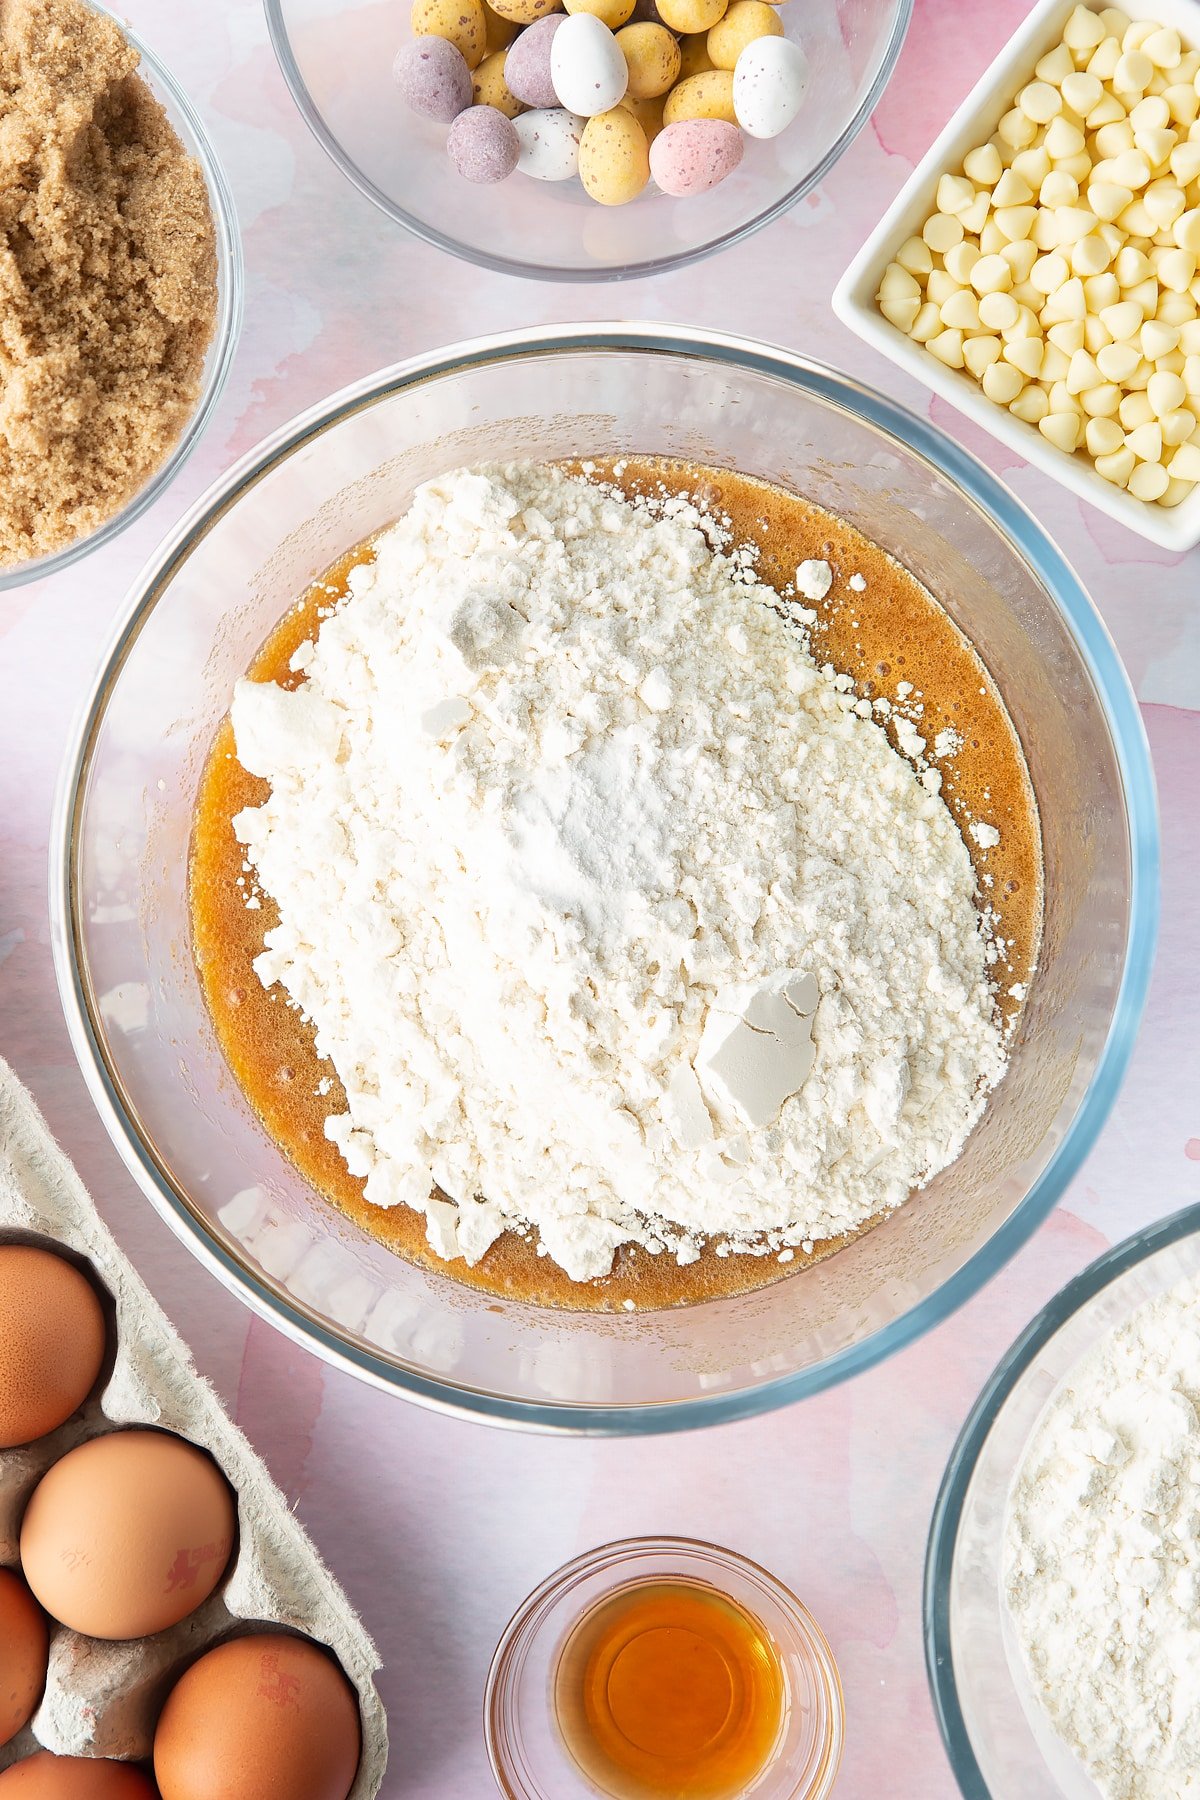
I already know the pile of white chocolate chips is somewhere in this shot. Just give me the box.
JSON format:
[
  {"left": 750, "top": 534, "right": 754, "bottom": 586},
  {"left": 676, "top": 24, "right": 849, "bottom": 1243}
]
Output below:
[
  {"left": 878, "top": 4, "right": 1200, "bottom": 506},
  {"left": 229, "top": 465, "right": 1007, "bottom": 1282}
]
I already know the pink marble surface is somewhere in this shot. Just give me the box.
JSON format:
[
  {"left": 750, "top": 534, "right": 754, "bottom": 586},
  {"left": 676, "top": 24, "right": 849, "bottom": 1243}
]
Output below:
[{"left": 1, "top": 0, "right": 1199, "bottom": 1794}]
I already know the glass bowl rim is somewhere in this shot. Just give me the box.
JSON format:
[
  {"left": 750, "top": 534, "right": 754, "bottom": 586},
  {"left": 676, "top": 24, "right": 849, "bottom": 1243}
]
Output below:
[
  {"left": 923, "top": 1198, "right": 1200, "bottom": 1800},
  {"left": 261, "top": 0, "right": 913, "bottom": 283},
  {"left": 50, "top": 322, "right": 1160, "bottom": 1436},
  {"left": 0, "top": 0, "right": 244, "bottom": 592},
  {"left": 483, "top": 1531, "right": 845, "bottom": 1800}
]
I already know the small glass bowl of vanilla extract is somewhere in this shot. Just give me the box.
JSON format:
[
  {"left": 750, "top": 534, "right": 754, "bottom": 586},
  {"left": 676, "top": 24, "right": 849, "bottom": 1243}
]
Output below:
[{"left": 485, "top": 1536, "right": 844, "bottom": 1800}]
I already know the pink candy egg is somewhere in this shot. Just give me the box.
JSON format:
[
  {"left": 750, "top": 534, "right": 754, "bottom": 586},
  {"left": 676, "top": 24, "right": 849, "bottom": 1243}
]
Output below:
[
  {"left": 394, "top": 35, "right": 473, "bottom": 121},
  {"left": 447, "top": 104, "right": 521, "bottom": 180},
  {"left": 649, "top": 117, "right": 742, "bottom": 195},
  {"left": 504, "top": 14, "right": 564, "bottom": 107}
]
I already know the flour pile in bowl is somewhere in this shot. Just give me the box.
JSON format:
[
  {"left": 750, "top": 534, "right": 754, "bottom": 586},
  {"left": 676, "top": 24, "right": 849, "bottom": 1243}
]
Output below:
[
  {"left": 229, "top": 463, "right": 1008, "bottom": 1281},
  {"left": 1005, "top": 1268, "right": 1200, "bottom": 1797}
]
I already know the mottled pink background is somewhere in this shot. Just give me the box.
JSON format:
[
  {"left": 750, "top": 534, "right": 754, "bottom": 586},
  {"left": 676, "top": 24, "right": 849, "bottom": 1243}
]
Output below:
[{"left": 2, "top": 0, "right": 1199, "bottom": 1794}]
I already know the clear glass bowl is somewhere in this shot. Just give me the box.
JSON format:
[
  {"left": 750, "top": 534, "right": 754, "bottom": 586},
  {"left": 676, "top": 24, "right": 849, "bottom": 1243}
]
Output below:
[
  {"left": 51, "top": 324, "right": 1158, "bottom": 1434},
  {"left": 485, "top": 1536, "right": 844, "bottom": 1799},
  {"left": 0, "top": 0, "right": 243, "bottom": 592},
  {"left": 925, "top": 1202, "right": 1200, "bottom": 1800},
  {"left": 264, "top": 0, "right": 911, "bottom": 280}
]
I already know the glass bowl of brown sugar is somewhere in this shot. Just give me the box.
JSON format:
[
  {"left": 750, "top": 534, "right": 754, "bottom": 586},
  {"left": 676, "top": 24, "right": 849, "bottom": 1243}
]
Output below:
[{"left": 0, "top": 0, "right": 242, "bottom": 591}]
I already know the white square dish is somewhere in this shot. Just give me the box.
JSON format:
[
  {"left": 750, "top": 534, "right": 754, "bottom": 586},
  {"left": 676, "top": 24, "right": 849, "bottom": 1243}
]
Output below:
[{"left": 833, "top": 0, "right": 1200, "bottom": 552}]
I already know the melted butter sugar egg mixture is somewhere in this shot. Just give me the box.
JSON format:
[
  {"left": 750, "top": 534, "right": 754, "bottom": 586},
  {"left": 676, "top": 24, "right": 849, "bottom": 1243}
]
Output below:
[{"left": 190, "top": 459, "right": 1042, "bottom": 1312}]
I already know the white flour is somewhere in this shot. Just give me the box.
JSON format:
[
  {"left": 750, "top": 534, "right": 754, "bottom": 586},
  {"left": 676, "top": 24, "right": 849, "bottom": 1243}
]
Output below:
[
  {"left": 1006, "top": 1270, "right": 1200, "bottom": 1798},
  {"left": 230, "top": 464, "right": 1006, "bottom": 1281}
]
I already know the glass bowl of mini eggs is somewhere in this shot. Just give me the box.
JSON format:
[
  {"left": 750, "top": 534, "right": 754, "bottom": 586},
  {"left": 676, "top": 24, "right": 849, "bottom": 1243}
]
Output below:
[{"left": 265, "top": 0, "right": 911, "bottom": 278}]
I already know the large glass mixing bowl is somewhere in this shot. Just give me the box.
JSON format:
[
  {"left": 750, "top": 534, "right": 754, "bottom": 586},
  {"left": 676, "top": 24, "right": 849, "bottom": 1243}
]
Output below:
[
  {"left": 51, "top": 326, "right": 1158, "bottom": 1434},
  {"left": 265, "top": 0, "right": 910, "bottom": 280}
]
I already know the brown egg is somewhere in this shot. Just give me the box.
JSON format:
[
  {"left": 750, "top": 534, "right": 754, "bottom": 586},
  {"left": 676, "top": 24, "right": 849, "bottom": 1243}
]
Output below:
[
  {"left": 0, "top": 1753, "right": 157, "bottom": 1797},
  {"left": 19, "top": 1430, "right": 235, "bottom": 1640},
  {"left": 153, "top": 1633, "right": 361, "bottom": 1800},
  {"left": 0, "top": 1568, "right": 48, "bottom": 1747},
  {"left": 0, "top": 1246, "right": 107, "bottom": 1448}
]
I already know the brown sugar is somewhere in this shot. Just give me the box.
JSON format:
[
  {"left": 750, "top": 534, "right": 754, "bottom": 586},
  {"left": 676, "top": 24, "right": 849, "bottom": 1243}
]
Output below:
[{"left": 0, "top": 0, "right": 218, "bottom": 569}]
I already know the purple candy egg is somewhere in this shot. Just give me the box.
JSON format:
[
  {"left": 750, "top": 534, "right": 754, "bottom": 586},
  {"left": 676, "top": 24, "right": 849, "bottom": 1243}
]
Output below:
[
  {"left": 649, "top": 117, "right": 742, "bottom": 195},
  {"left": 394, "top": 35, "right": 473, "bottom": 122},
  {"left": 503, "top": 14, "right": 564, "bottom": 108},
  {"left": 447, "top": 104, "right": 521, "bottom": 181}
]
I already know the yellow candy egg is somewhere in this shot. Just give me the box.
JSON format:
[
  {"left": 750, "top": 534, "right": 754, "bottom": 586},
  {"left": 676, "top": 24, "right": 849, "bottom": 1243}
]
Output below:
[
  {"left": 483, "top": 1, "right": 519, "bottom": 49},
  {"left": 620, "top": 90, "right": 666, "bottom": 141},
  {"left": 655, "top": 0, "right": 726, "bottom": 35},
  {"left": 677, "top": 30, "right": 714, "bottom": 77},
  {"left": 615, "top": 21, "right": 681, "bottom": 97},
  {"left": 487, "top": 0, "right": 561, "bottom": 24},
  {"left": 412, "top": 0, "right": 487, "bottom": 66},
  {"left": 579, "top": 105, "right": 651, "bottom": 202},
  {"left": 472, "top": 48, "right": 525, "bottom": 113},
  {"left": 565, "top": 0, "right": 635, "bottom": 26},
  {"left": 663, "top": 66, "right": 735, "bottom": 123},
  {"left": 707, "top": 0, "right": 780, "bottom": 68}
]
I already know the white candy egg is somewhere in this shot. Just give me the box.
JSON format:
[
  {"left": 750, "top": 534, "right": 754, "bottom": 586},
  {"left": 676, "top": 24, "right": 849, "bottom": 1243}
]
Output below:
[
  {"left": 550, "top": 13, "right": 629, "bottom": 117},
  {"left": 732, "top": 35, "right": 808, "bottom": 140},
  {"left": 514, "top": 106, "right": 587, "bottom": 178}
]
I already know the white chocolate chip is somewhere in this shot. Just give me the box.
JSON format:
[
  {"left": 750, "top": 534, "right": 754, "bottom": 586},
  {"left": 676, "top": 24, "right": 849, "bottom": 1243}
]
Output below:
[
  {"left": 1096, "top": 445, "right": 1137, "bottom": 484},
  {"left": 896, "top": 235, "right": 933, "bottom": 278},
  {"left": 1149, "top": 368, "right": 1188, "bottom": 412},
  {"left": 1086, "top": 415, "right": 1125, "bottom": 455},
  {"left": 978, "top": 289, "right": 1021, "bottom": 330},
  {"left": 964, "top": 334, "right": 1003, "bottom": 377},
  {"left": 927, "top": 328, "right": 966, "bottom": 368},
  {"left": 1128, "top": 460, "right": 1170, "bottom": 499},
  {"left": 1010, "top": 384, "right": 1048, "bottom": 422},
  {"left": 1167, "top": 440, "right": 1200, "bottom": 478},
  {"left": 964, "top": 142, "right": 1003, "bottom": 185},
  {"left": 937, "top": 173, "right": 976, "bottom": 215},
  {"left": 1040, "top": 410, "right": 1082, "bottom": 451},
  {"left": 1126, "top": 419, "right": 1163, "bottom": 459},
  {"left": 982, "top": 360, "right": 1025, "bottom": 404}
]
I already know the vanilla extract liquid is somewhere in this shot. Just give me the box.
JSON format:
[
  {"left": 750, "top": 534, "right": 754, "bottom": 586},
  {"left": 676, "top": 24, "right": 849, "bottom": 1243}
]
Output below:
[{"left": 553, "top": 1578, "right": 787, "bottom": 1799}]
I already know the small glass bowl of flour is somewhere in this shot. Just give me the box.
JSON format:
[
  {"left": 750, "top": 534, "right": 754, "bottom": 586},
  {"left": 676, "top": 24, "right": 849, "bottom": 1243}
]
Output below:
[{"left": 926, "top": 1201, "right": 1200, "bottom": 1800}]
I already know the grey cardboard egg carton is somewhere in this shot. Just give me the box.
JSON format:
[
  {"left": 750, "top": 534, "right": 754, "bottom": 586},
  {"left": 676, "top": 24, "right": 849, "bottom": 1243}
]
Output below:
[{"left": 0, "top": 1058, "right": 387, "bottom": 1793}]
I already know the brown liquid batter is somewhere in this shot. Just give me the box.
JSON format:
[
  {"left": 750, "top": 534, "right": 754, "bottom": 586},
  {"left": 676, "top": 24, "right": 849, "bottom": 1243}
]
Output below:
[{"left": 189, "top": 461, "right": 1042, "bottom": 1312}]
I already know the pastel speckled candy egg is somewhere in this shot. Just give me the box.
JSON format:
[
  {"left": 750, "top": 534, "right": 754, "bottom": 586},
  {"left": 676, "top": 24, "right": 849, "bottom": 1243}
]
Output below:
[
  {"left": 677, "top": 29, "right": 714, "bottom": 77},
  {"left": 504, "top": 14, "right": 564, "bottom": 106},
  {"left": 732, "top": 33, "right": 807, "bottom": 138},
  {"left": 620, "top": 90, "right": 665, "bottom": 142},
  {"left": 472, "top": 47, "right": 524, "bottom": 114},
  {"left": 579, "top": 105, "right": 650, "bottom": 202},
  {"left": 563, "top": 0, "right": 635, "bottom": 27},
  {"left": 655, "top": 0, "right": 725, "bottom": 34},
  {"left": 394, "top": 35, "right": 473, "bottom": 120},
  {"left": 411, "top": 0, "right": 487, "bottom": 67},
  {"left": 663, "top": 67, "right": 735, "bottom": 123},
  {"left": 649, "top": 116, "right": 742, "bottom": 193},
  {"left": 482, "top": 0, "right": 519, "bottom": 48},
  {"left": 707, "top": 0, "right": 780, "bottom": 70},
  {"left": 551, "top": 13, "right": 628, "bottom": 116},
  {"left": 447, "top": 103, "right": 521, "bottom": 179},
  {"left": 614, "top": 20, "right": 679, "bottom": 98},
  {"left": 514, "top": 105, "right": 586, "bottom": 177},
  {"left": 488, "top": 0, "right": 559, "bottom": 22}
]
